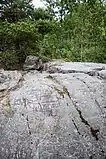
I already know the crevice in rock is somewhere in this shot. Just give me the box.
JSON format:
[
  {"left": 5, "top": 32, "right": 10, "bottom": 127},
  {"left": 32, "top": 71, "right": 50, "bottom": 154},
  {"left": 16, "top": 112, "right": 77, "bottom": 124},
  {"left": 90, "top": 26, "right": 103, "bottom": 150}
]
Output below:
[
  {"left": 76, "top": 77, "right": 90, "bottom": 89},
  {"left": 92, "top": 66, "right": 105, "bottom": 71},
  {"left": 95, "top": 99, "right": 103, "bottom": 113},
  {"left": 74, "top": 77, "right": 105, "bottom": 120},
  {"left": 72, "top": 119, "right": 81, "bottom": 135},
  {"left": 23, "top": 98, "right": 32, "bottom": 136},
  {"left": 46, "top": 75, "right": 61, "bottom": 85},
  {"left": 0, "top": 89, "right": 6, "bottom": 92},
  {"left": 54, "top": 87, "right": 65, "bottom": 98},
  {"left": 47, "top": 74, "right": 104, "bottom": 141},
  {"left": 46, "top": 67, "right": 106, "bottom": 81},
  {"left": 8, "top": 72, "right": 25, "bottom": 92},
  {"left": 0, "top": 72, "right": 25, "bottom": 101},
  {"left": 26, "top": 115, "right": 32, "bottom": 135},
  {"left": 47, "top": 68, "right": 86, "bottom": 74},
  {"left": 77, "top": 108, "right": 99, "bottom": 141},
  {"left": 63, "top": 87, "right": 100, "bottom": 141}
]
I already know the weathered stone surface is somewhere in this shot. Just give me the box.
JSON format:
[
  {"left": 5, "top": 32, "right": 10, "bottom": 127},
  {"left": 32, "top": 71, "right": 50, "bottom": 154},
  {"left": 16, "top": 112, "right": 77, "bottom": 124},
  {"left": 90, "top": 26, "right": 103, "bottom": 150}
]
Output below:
[
  {"left": 0, "top": 73, "right": 8, "bottom": 84},
  {"left": 0, "top": 62, "right": 106, "bottom": 159},
  {"left": 23, "top": 56, "right": 43, "bottom": 71},
  {"left": 99, "top": 70, "right": 106, "bottom": 80}
]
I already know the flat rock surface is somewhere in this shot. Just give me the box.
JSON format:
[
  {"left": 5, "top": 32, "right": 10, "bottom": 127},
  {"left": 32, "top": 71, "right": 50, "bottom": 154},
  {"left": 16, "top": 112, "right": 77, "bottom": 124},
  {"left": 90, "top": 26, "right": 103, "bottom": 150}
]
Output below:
[{"left": 0, "top": 62, "right": 106, "bottom": 159}]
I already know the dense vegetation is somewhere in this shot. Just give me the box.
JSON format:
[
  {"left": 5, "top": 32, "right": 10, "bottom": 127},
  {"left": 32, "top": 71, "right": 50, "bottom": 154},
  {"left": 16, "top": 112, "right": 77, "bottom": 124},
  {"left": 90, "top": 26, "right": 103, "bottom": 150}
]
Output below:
[{"left": 0, "top": 0, "right": 106, "bottom": 69}]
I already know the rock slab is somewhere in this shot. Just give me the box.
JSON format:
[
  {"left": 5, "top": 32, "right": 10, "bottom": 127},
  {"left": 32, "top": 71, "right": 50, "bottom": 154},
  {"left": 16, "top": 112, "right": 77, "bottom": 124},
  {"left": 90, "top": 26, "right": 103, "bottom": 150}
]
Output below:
[{"left": 0, "top": 62, "right": 106, "bottom": 159}]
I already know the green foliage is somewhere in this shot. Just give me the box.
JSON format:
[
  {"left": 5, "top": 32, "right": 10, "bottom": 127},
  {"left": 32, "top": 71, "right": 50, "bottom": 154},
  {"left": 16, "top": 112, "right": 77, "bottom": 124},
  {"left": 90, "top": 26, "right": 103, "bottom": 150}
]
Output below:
[
  {"left": 0, "top": 21, "right": 40, "bottom": 68},
  {"left": 33, "top": 8, "right": 52, "bottom": 20},
  {"left": 63, "top": 1, "right": 106, "bottom": 62},
  {"left": 0, "top": 51, "right": 19, "bottom": 70},
  {"left": 0, "top": 0, "right": 106, "bottom": 69},
  {"left": 35, "top": 20, "right": 55, "bottom": 35},
  {"left": 0, "top": 0, "right": 34, "bottom": 22}
]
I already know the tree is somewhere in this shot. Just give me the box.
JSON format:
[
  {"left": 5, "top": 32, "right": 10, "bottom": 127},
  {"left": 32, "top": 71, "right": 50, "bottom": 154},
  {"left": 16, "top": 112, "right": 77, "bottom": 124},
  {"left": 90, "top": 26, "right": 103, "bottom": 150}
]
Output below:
[
  {"left": 0, "top": 0, "right": 34, "bottom": 22},
  {"left": 42, "top": 0, "right": 77, "bottom": 23},
  {"left": 33, "top": 8, "right": 52, "bottom": 20},
  {"left": 63, "top": 0, "right": 106, "bottom": 62}
]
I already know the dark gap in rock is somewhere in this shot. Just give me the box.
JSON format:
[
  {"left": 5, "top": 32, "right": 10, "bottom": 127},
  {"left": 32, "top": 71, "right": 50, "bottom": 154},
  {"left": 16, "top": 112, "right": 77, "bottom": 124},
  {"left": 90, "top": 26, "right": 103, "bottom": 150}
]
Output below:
[
  {"left": 90, "top": 127, "right": 99, "bottom": 141},
  {"left": 76, "top": 77, "right": 90, "bottom": 89},
  {"left": 64, "top": 87, "right": 100, "bottom": 141},
  {"left": 76, "top": 108, "right": 99, "bottom": 141},
  {"left": 72, "top": 119, "right": 81, "bottom": 135}
]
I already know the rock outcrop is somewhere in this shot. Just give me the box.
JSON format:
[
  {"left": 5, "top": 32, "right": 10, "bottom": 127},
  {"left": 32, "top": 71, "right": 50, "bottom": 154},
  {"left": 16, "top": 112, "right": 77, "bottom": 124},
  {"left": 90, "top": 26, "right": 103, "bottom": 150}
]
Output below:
[
  {"left": 23, "top": 56, "right": 43, "bottom": 71},
  {"left": 0, "top": 61, "right": 106, "bottom": 159}
]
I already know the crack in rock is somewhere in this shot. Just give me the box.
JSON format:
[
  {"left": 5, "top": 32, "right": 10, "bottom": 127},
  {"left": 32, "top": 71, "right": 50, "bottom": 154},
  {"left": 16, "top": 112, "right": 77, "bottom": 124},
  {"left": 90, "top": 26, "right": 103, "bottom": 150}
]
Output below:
[
  {"left": 46, "top": 75, "right": 100, "bottom": 141},
  {"left": 72, "top": 119, "right": 81, "bottom": 135},
  {"left": 0, "top": 72, "right": 24, "bottom": 100},
  {"left": 46, "top": 65, "right": 106, "bottom": 81},
  {"left": 62, "top": 87, "right": 100, "bottom": 141},
  {"left": 23, "top": 98, "right": 32, "bottom": 137},
  {"left": 0, "top": 62, "right": 106, "bottom": 158}
]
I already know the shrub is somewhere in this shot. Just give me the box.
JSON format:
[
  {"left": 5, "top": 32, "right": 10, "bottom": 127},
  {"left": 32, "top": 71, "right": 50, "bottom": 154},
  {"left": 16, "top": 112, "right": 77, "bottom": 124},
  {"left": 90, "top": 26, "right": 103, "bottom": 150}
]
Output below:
[
  {"left": 0, "top": 51, "right": 19, "bottom": 70},
  {"left": 0, "top": 21, "right": 40, "bottom": 66}
]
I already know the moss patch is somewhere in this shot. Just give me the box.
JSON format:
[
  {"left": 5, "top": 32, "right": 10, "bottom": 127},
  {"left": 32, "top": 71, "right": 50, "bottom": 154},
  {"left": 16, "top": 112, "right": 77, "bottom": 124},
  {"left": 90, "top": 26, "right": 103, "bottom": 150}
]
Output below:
[
  {"left": 2, "top": 97, "right": 14, "bottom": 117},
  {"left": 54, "top": 87, "right": 64, "bottom": 98},
  {"left": 46, "top": 75, "right": 61, "bottom": 85}
]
